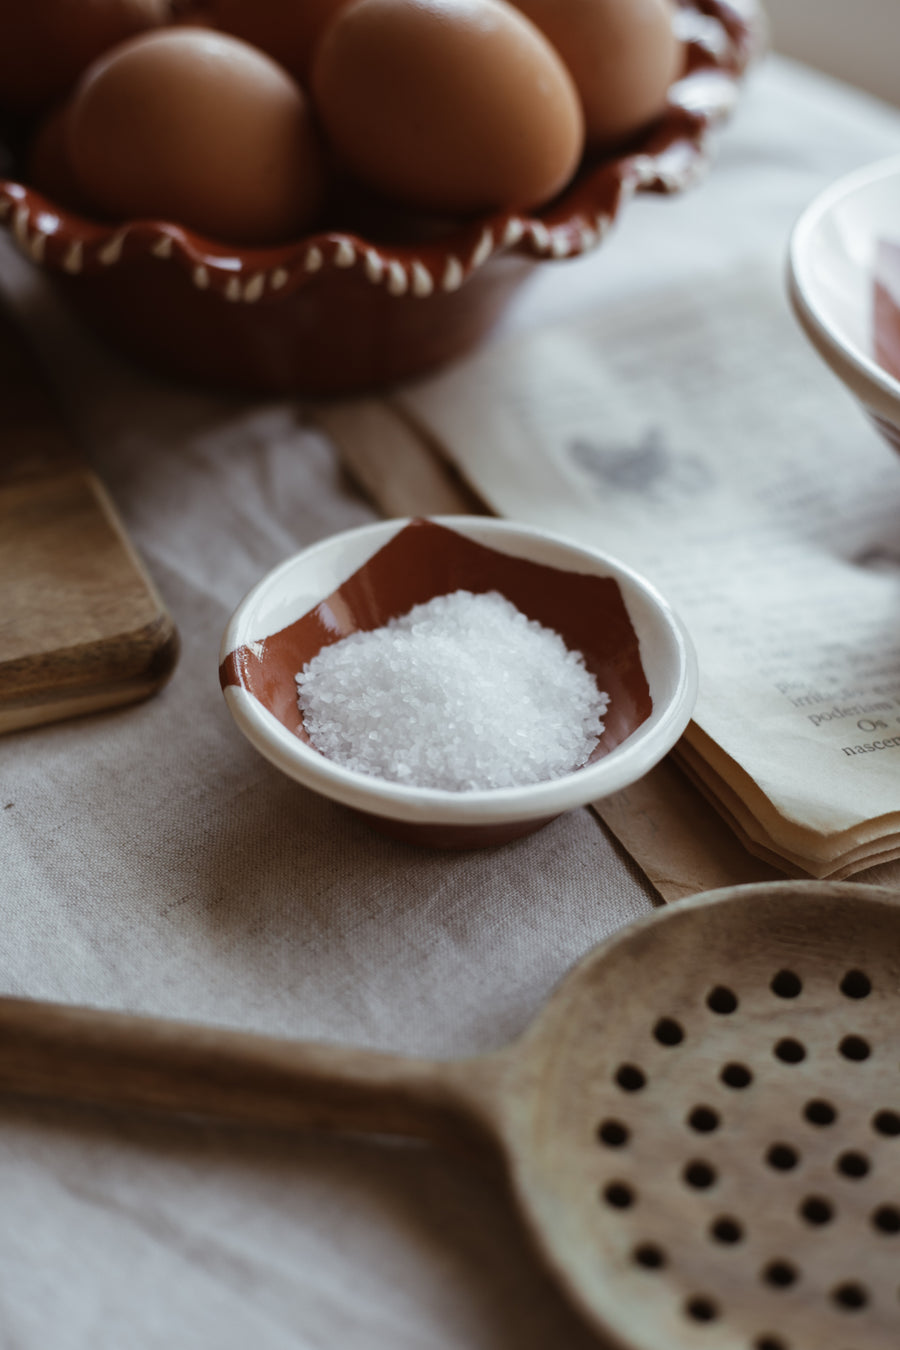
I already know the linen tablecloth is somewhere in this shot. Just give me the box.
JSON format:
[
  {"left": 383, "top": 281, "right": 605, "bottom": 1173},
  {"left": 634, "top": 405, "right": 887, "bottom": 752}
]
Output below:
[{"left": 3, "top": 52, "right": 900, "bottom": 1350}]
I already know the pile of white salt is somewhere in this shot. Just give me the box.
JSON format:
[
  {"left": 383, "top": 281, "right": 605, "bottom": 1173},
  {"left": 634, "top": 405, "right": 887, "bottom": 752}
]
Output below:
[{"left": 295, "top": 589, "right": 609, "bottom": 792}]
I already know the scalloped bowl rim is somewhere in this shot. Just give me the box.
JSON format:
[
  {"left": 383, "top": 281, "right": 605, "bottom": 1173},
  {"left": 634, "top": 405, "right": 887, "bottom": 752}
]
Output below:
[
  {"left": 0, "top": 128, "right": 710, "bottom": 303},
  {"left": 219, "top": 516, "right": 699, "bottom": 828}
]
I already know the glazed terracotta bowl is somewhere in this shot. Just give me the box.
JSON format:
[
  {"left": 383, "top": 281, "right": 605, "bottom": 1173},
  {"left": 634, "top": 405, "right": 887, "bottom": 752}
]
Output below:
[
  {"left": 218, "top": 516, "right": 698, "bottom": 848},
  {"left": 0, "top": 0, "right": 757, "bottom": 396},
  {"left": 788, "top": 155, "right": 900, "bottom": 455}
]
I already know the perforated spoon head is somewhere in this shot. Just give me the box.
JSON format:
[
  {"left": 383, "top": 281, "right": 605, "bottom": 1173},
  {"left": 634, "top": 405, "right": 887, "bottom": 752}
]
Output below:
[{"left": 496, "top": 881, "right": 900, "bottom": 1350}]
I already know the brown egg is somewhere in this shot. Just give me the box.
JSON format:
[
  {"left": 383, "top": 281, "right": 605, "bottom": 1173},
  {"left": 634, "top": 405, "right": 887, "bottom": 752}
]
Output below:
[
  {"left": 510, "top": 0, "right": 684, "bottom": 148},
  {"left": 66, "top": 28, "right": 325, "bottom": 244},
  {"left": 209, "top": 0, "right": 352, "bottom": 80},
  {"left": 0, "top": 0, "right": 171, "bottom": 116},
  {"left": 311, "top": 0, "right": 585, "bottom": 216}
]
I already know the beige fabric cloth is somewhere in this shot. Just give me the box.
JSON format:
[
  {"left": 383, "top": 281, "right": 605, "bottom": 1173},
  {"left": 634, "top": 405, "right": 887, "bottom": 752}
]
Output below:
[{"left": 2, "top": 52, "right": 900, "bottom": 1350}]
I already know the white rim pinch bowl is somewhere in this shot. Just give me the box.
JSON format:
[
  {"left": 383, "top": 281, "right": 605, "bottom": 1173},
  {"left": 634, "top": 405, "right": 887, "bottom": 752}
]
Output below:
[
  {"left": 788, "top": 154, "right": 900, "bottom": 454},
  {"left": 219, "top": 517, "right": 698, "bottom": 848}
]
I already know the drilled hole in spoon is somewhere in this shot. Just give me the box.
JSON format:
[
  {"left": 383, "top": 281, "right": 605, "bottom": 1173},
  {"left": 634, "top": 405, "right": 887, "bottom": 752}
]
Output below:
[
  {"left": 603, "top": 1181, "right": 635, "bottom": 1209},
  {"left": 763, "top": 1260, "right": 798, "bottom": 1290},
  {"left": 615, "top": 1064, "right": 646, "bottom": 1092},
  {"left": 804, "top": 1099, "right": 837, "bottom": 1126},
  {"left": 872, "top": 1204, "right": 900, "bottom": 1234},
  {"left": 706, "top": 985, "right": 738, "bottom": 1014},
  {"left": 771, "top": 970, "right": 803, "bottom": 998},
  {"left": 774, "top": 1037, "right": 806, "bottom": 1064},
  {"left": 721, "top": 1062, "right": 753, "bottom": 1089},
  {"left": 799, "top": 1196, "right": 834, "bottom": 1226},
  {"left": 688, "top": 1105, "right": 720, "bottom": 1133},
  {"left": 684, "top": 1160, "right": 717, "bottom": 1190},
  {"left": 710, "top": 1216, "right": 743, "bottom": 1244},
  {"left": 632, "top": 1242, "right": 666, "bottom": 1269},
  {"left": 840, "top": 969, "right": 872, "bottom": 999},
  {"left": 597, "top": 1119, "right": 629, "bottom": 1147},
  {"left": 766, "top": 1143, "right": 799, "bottom": 1171},
  {"left": 836, "top": 1151, "right": 870, "bottom": 1179},
  {"left": 684, "top": 1295, "right": 718, "bottom": 1323},
  {"left": 831, "top": 1281, "right": 868, "bottom": 1311},
  {"left": 653, "top": 1017, "right": 684, "bottom": 1047},
  {"left": 839, "top": 1035, "right": 871, "bottom": 1061}
]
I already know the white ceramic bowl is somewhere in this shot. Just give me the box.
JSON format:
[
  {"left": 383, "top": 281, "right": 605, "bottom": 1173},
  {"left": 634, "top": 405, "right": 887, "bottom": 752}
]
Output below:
[
  {"left": 788, "top": 154, "right": 900, "bottom": 453},
  {"left": 219, "top": 516, "right": 697, "bottom": 848}
]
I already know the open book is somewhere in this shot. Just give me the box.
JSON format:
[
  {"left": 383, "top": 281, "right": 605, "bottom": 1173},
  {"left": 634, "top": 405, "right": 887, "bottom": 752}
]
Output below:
[{"left": 320, "top": 257, "right": 900, "bottom": 879}]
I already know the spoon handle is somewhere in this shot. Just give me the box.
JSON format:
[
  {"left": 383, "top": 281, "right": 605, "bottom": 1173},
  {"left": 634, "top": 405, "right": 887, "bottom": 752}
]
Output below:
[{"left": 0, "top": 994, "right": 503, "bottom": 1152}]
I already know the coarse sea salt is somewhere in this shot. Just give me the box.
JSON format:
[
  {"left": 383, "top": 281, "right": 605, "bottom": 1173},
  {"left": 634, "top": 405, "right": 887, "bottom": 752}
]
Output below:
[{"left": 295, "top": 589, "right": 610, "bottom": 792}]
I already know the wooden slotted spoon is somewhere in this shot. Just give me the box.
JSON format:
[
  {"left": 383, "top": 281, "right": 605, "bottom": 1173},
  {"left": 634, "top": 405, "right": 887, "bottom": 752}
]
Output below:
[{"left": 1, "top": 880, "right": 899, "bottom": 1350}]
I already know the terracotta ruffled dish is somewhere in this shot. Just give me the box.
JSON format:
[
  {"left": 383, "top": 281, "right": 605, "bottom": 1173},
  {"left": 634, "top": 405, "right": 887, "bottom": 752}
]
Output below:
[
  {"left": 0, "top": 0, "right": 759, "bottom": 396},
  {"left": 219, "top": 517, "right": 698, "bottom": 848}
]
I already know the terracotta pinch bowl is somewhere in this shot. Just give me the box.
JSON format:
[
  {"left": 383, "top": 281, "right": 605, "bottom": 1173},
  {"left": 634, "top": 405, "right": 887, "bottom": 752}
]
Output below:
[{"left": 218, "top": 517, "right": 698, "bottom": 848}]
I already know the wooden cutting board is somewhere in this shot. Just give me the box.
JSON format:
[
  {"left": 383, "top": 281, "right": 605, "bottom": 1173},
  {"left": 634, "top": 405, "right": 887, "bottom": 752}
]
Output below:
[{"left": 0, "top": 305, "right": 178, "bottom": 733}]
